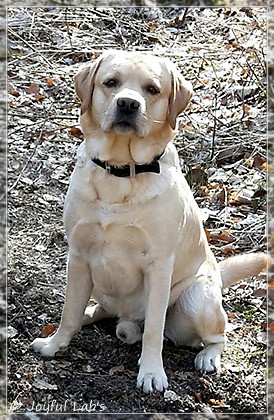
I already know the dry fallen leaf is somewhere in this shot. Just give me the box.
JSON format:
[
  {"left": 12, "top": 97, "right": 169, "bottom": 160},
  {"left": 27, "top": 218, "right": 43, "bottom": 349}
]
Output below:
[
  {"left": 41, "top": 324, "right": 57, "bottom": 337},
  {"left": 26, "top": 83, "right": 40, "bottom": 94},
  {"left": 70, "top": 127, "right": 84, "bottom": 139},
  {"left": 109, "top": 365, "right": 125, "bottom": 376},
  {"left": 269, "top": 279, "right": 274, "bottom": 288},
  {"left": 269, "top": 322, "right": 274, "bottom": 331},
  {"left": 262, "top": 162, "right": 274, "bottom": 171},
  {"left": 47, "top": 78, "right": 55, "bottom": 86},
  {"left": 210, "top": 399, "right": 225, "bottom": 407},
  {"left": 204, "top": 228, "right": 211, "bottom": 243},
  {"left": 194, "top": 391, "right": 202, "bottom": 402},
  {"left": 230, "top": 189, "right": 254, "bottom": 204},
  {"left": 256, "top": 331, "right": 266, "bottom": 344},
  {"left": 221, "top": 245, "right": 238, "bottom": 255},
  {"left": 34, "top": 94, "right": 46, "bottom": 100},
  {"left": 253, "top": 288, "right": 266, "bottom": 297},
  {"left": 252, "top": 154, "right": 266, "bottom": 170},
  {"left": 10, "top": 90, "right": 20, "bottom": 97},
  {"left": 211, "top": 230, "right": 236, "bottom": 243},
  {"left": 164, "top": 390, "right": 178, "bottom": 402},
  {"left": 33, "top": 378, "right": 58, "bottom": 390},
  {"left": 243, "top": 104, "right": 251, "bottom": 112}
]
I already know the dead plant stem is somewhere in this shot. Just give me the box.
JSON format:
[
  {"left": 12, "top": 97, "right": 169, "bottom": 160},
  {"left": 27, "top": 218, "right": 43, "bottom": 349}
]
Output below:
[{"left": 8, "top": 104, "right": 54, "bottom": 193}]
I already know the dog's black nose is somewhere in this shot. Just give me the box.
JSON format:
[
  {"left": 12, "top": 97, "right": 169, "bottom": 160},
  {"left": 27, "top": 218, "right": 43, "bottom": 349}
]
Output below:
[{"left": 117, "top": 97, "right": 140, "bottom": 114}]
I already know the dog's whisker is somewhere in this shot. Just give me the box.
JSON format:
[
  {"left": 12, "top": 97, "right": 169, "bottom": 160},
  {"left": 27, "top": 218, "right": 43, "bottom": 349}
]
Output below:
[{"left": 145, "top": 113, "right": 165, "bottom": 125}]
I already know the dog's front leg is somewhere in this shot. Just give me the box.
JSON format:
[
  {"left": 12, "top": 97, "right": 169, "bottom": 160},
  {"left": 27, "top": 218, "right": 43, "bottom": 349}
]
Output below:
[
  {"left": 137, "top": 257, "right": 174, "bottom": 393},
  {"left": 31, "top": 254, "right": 92, "bottom": 357}
]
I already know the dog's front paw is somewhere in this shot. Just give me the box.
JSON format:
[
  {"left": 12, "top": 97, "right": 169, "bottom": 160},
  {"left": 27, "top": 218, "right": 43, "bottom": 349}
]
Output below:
[
  {"left": 137, "top": 363, "right": 168, "bottom": 393},
  {"left": 194, "top": 345, "right": 222, "bottom": 375},
  {"left": 31, "top": 333, "right": 70, "bottom": 357}
]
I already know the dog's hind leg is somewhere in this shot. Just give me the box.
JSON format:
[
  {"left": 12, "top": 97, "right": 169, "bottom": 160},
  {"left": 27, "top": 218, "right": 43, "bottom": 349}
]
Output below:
[
  {"left": 165, "top": 277, "right": 227, "bottom": 374},
  {"left": 82, "top": 304, "right": 111, "bottom": 326}
]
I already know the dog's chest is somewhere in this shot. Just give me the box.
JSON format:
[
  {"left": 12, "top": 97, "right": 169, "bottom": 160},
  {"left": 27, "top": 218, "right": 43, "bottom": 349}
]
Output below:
[{"left": 70, "top": 206, "right": 152, "bottom": 298}]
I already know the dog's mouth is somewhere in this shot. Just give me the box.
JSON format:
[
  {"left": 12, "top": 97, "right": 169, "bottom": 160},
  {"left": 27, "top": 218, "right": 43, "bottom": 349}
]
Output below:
[{"left": 113, "top": 120, "right": 138, "bottom": 133}]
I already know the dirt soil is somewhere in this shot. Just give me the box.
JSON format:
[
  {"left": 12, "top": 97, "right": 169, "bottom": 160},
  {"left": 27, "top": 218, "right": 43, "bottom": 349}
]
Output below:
[{"left": 7, "top": 6, "right": 268, "bottom": 415}]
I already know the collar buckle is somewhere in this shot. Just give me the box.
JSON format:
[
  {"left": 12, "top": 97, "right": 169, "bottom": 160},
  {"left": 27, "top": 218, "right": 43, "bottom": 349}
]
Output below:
[
  {"left": 130, "top": 164, "right": 136, "bottom": 178},
  {"left": 105, "top": 163, "right": 111, "bottom": 174}
]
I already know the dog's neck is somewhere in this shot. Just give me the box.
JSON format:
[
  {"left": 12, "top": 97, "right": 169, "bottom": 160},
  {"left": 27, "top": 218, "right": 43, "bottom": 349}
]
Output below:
[{"left": 91, "top": 151, "right": 165, "bottom": 178}]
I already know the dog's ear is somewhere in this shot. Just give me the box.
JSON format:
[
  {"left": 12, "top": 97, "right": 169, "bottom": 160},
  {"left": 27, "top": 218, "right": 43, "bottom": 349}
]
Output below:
[
  {"left": 167, "top": 64, "right": 193, "bottom": 130},
  {"left": 74, "top": 55, "right": 104, "bottom": 115}
]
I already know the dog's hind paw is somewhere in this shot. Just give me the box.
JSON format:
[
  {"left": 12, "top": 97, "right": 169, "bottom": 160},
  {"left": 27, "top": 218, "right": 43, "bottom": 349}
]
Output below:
[{"left": 194, "top": 344, "right": 222, "bottom": 375}]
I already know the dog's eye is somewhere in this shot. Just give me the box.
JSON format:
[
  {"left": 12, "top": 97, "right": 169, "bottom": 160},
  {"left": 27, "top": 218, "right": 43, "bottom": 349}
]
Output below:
[
  {"left": 103, "top": 79, "right": 118, "bottom": 88},
  {"left": 146, "top": 85, "right": 160, "bottom": 95}
]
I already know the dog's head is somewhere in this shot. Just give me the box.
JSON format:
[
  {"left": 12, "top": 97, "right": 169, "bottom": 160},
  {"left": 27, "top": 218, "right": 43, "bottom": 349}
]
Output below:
[{"left": 74, "top": 51, "right": 192, "bottom": 164}]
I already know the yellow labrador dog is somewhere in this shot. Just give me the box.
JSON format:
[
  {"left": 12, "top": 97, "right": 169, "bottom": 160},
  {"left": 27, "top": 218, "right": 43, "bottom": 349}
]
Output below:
[{"left": 32, "top": 51, "right": 268, "bottom": 393}]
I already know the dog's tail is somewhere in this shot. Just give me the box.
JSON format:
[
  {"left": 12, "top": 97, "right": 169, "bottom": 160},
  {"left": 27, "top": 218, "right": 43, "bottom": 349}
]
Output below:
[{"left": 219, "top": 252, "right": 270, "bottom": 289}]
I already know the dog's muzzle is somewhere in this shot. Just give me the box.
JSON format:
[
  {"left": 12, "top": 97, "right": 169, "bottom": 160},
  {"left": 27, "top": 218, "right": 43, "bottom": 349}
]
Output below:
[{"left": 114, "top": 96, "right": 140, "bottom": 132}]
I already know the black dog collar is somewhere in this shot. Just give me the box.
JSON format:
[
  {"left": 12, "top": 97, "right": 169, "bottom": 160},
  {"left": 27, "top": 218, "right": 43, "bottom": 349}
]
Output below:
[{"left": 92, "top": 152, "right": 164, "bottom": 178}]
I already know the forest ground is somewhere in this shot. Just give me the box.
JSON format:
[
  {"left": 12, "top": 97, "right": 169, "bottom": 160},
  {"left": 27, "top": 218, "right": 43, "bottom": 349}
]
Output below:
[{"left": 7, "top": 5, "right": 269, "bottom": 415}]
